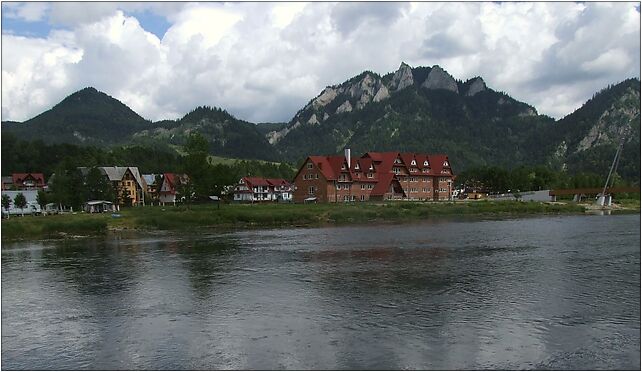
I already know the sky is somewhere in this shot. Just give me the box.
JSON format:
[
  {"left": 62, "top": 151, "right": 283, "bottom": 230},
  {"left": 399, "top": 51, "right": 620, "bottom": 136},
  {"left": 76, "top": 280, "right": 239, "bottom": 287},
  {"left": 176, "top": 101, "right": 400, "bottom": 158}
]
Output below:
[{"left": 1, "top": 1, "right": 640, "bottom": 124}]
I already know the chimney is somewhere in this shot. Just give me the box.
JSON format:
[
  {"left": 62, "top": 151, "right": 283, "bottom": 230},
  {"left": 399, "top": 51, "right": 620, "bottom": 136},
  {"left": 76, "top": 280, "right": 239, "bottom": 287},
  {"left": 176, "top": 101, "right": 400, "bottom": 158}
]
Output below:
[{"left": 344, "top": 148, "right": 351, "bottom": 169}]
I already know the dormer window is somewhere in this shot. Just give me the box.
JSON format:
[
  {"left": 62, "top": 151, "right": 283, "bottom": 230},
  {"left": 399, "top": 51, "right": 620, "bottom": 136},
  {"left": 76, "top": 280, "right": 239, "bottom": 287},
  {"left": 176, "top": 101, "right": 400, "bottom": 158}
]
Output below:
[
  {"left": 411, "top": 160, "right": 416, "bottom": 166},
  {"left": 423, "top": 160, "right": 429, "bottom": 166},
  {"left": 307, "top": 162, "right": 313, "bottom": 169}
]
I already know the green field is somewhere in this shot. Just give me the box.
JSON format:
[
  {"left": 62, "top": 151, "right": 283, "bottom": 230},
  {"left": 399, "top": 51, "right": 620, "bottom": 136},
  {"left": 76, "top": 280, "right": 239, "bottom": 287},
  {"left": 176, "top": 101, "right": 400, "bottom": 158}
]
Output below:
[{"left": 0, "top": 200, "right": 600, "bottom": 241}]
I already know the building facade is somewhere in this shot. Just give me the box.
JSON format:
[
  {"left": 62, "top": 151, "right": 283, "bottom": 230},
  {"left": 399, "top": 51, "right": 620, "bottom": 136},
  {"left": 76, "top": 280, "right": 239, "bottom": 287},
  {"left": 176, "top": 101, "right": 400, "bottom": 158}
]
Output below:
[
  {"left": 292, "top": 150, "right": 454, "bottom": 203},
  {"left": 78, "top": 166, "right": 146, "bottom": 206},
  {"left": 158, "top": 173, "right": 189, "bottom": 205},
  {"left": 233, "top": 177, "right": 293, "bottom": 203},
  {"left": 2, "top": 173, "right": 47, "bottom": 191}
]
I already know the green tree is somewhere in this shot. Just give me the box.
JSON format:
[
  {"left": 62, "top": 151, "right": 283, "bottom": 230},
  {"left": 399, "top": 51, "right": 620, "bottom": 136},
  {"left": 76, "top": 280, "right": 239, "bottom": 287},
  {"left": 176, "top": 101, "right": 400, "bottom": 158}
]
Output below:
[
  {"left": 85, "top": 167, "right": 115, "bottom": 201},
  {"left": 182, "top": 133, "right": 211, "bottom": 200},
  {"left": 37, "top": 190, "right": 48, "bottom": 209},
  {"left": 14, "top": 193, "right": 27, "bottom": 215},
  {"left": 119, "top": 187, "right": 133, "bottom": 207},
  {"left": 2, "top": 194, "right": 11, "bottom": 218}
]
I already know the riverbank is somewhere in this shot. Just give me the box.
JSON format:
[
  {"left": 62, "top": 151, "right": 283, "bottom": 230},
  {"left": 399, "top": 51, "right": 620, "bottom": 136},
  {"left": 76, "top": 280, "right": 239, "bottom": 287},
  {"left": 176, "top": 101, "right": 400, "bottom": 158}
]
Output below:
[{"left": 1, "top": 200, "right": 635, "bottom": 241}]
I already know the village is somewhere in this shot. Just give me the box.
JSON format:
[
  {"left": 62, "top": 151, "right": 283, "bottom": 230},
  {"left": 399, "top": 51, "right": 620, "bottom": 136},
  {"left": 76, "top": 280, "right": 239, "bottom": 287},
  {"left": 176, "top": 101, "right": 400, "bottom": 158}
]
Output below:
[{"left": 0, "top": 149, "right": 470, "bottom": 217}]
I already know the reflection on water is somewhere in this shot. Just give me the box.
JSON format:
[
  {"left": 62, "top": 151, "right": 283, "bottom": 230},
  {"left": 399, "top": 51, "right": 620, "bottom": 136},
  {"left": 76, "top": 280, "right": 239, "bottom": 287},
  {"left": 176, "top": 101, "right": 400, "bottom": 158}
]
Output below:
[{"left": 2, "top": 214, "right": 640, "bottom": 370}]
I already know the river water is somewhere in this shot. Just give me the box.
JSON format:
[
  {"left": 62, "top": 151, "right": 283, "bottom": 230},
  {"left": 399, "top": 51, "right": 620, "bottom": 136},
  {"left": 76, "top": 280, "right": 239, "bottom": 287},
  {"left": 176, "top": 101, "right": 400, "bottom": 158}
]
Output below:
[{"left": 2, "top": 214, "right": 640, "bottom": 370}]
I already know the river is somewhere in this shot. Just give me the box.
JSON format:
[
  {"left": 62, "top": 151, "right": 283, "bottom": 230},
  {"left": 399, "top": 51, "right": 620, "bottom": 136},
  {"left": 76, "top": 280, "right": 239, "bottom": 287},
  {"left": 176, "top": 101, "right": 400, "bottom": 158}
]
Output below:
[{"left": 2, "top": 214, "right": 640, "bottom": 370}]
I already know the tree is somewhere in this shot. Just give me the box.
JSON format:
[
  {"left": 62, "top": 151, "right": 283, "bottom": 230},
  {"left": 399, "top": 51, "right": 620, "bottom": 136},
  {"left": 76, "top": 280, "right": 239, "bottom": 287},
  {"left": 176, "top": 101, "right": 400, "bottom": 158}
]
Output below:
[
  {"left": 14, "top": 193, "right": 27, "bottom": 216},
  {"left": 37, "top": 190, "right": 48, "bottom": 209},
  {"left": 85, "top": 167, "right": 115, "bottom": 201},
  {"left": 182, "top": 132, "right": 212, "bottom": 200},
  {"left": 119, "top": 187, "right": 133, "bottom": 207},
  {"left": 2, "top": 194, "right": 11, "bottom": 218}
]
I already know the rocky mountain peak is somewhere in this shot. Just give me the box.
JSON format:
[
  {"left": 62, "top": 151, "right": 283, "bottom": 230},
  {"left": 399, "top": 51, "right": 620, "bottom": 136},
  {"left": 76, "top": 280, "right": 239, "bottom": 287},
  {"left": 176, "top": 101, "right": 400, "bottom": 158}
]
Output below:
[
  {"left": 390, "top": 62, "right": 414, "bottom": 91},
  {"left": 465, "top": 77, "right": 487, "bottom": 96},
  {"left": 421, "top": 65, "right": 459, "bottom": 93}
]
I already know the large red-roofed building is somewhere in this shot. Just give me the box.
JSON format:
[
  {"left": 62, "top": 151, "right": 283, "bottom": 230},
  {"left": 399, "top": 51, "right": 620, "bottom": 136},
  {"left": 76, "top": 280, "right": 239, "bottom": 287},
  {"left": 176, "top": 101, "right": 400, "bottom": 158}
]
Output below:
[{"left": 292, "top": 149, "right": 454, "bottom": 203}]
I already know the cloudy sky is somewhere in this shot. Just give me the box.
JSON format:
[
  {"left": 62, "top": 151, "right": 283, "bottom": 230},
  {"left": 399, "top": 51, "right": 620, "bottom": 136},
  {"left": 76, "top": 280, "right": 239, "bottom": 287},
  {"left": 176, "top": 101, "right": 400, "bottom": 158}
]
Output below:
[{"left": 2, "top": 2, "right": 640, "bottom": 123}]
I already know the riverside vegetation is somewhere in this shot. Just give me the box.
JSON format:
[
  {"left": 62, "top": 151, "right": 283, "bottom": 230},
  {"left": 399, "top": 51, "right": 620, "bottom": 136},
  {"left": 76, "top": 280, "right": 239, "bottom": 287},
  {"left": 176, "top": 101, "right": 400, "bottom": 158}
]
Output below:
[{"left": 0, "top": 200, "right": 604, "bottom": 241}]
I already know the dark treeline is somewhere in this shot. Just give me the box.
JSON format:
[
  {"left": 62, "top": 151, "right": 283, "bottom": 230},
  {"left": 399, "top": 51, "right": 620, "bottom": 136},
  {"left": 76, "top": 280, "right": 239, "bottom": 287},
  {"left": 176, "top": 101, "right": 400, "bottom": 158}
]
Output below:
[
  {"left": 456, "top": 165, "right": 634, "bottom": 194},
  {"left": 2, "top": 133, "right": 296, "bottom": 204}
]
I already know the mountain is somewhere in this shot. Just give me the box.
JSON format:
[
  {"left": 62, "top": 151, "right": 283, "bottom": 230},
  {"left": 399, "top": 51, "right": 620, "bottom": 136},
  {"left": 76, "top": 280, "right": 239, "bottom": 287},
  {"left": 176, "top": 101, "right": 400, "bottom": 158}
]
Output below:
[
  {"left": 2, "top": 87, "right": 151, "bottom": 146},
  {"left": 3, "top": 89, "right": 281, "bottom": 162},
  {"left": 550, "top": 78, "right": 640, "bottom": 181},
  {"left": 270, "top": 62, "right": 550, "bottom": 170},
  {"left": 2, "top": 67, "right": 639, "bottom": 181},
  {"left": 131, "top": 106, "right": 281, "bottom": 161}
]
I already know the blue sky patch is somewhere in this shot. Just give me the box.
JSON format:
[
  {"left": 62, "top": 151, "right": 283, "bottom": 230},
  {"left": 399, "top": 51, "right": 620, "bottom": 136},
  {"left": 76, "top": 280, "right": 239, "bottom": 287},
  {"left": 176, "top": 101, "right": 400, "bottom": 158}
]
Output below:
[{"left": 125, "top": 9, "right": 171, "bottom": 40}]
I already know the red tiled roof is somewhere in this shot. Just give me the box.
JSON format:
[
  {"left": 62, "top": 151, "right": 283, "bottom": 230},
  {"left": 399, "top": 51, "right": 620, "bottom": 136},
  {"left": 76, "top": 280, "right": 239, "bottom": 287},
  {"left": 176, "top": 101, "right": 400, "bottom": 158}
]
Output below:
[
  {"left": 371, "top": 173, "right": 397, "bottom": 196},
  {"left": 163, "top": 173, "right": 176, "bottom": 189},
  {"left": 244, "top": 177, "right": 271, "bottom": 187},
  {"left": 11, "top": 173, "right": 45, "bottom": 186},
  {"left": 427, "top": 154, "right": 450, "bottom": 176},
  {"left": 307, "top": 155, "right": 342, "bottom": 180},
  {"left": 266, "top": 178, "right": 291, "bottom": 187}
]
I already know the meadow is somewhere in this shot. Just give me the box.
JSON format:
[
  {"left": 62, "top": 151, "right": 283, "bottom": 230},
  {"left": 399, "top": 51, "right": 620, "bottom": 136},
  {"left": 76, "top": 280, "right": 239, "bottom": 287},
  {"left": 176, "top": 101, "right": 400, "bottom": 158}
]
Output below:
[{"left": 0, "top": 200, "right": 598, "bottom": 241}]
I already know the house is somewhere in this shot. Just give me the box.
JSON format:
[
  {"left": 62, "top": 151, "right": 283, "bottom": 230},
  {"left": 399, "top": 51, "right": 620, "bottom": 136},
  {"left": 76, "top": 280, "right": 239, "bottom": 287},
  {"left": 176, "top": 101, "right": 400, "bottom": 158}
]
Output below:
[
  {"left": 233, "top": 177, "right": 293, "bottom": 203},
  {"left": 9, "top": 173, "right": 46, "bottom": 190},
  {"left": 292, "top": 149, "right": 455, "bottom": 203},
  {"left": 266, "top": 178, "right": 293, "bottom": 202},
  {"left": 2, "top": 176, "right": 14, "bottom": 190},
  {"left": 142, "top": 174, "right": 159, "bottom": 196},
  {"left": 78, "top": 166, "right": 146, "bottom": 206},
  {"left": 158, "top": 173, "right": 189, "bottom": 205}
]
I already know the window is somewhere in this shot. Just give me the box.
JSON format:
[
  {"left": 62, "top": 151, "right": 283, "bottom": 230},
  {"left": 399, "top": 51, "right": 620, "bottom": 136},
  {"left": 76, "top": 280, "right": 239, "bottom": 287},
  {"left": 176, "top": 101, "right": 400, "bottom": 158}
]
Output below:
[
  {"left": 423, "top": 160, "right": 429, "bottom": 166},
  {"left": 411, "top": 160, "right": 416, "bottom": 166},
  {"left": 341, "top": 163, "right": 346, "bottom": 170},
  {"left": 394, "top": 158, "right": 401, "bottom": 164},
  {"left": 443, "top": 161, "right": 449, "bottom": 166},
  {"left": 368, "top": 184, "right": 373, "bottom": 190},
  {"left": 355, "top": 163, "right": 360, "bottom": 170},
  {"left": 336, "top": 184, "right": 341, "bottom": 190},
  {"left": 316, "top": 173, "right": 319, "bottom": 179},
  {"left": 422, "top": 168, "right": 428, "bottom": 173},
  {"left": 369, "top": 165, "right": 374, "bottom": 170},
  {"left": 367, "top": 172, "right": 373, "bottom": 179},
  {"left": 360, "top": 195, "right": 365, "bottom": 201},
  {"left": 361, "top": 184, "right": 365, "bottom": 190},
  {"left": 343, "top": 184, "right": 349, "bottom": 190},
  {"left": 307, "top": 162, "right": 313, "bottom": 169},
  {"left": 344, "top": 195, "right": 350, "bottom": 202},
  {"left": 308, "top": 186, "right": 315, "bottom": 195}
]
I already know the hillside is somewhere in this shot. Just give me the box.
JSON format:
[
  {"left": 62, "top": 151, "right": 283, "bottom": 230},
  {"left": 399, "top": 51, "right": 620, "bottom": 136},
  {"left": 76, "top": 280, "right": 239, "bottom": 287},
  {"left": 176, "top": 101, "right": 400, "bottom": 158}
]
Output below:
[
  {"left": 131, "top": 106, "right": 282, "bottom": 161},
  {"left": 2, "top": 87, "right": 151, "bottom": 146},
  {"left": 551, "top": 78, "right": 641, "bottom": 181},
  {"left": 1, "top": 67, "right": 639, "bottom": 182}
]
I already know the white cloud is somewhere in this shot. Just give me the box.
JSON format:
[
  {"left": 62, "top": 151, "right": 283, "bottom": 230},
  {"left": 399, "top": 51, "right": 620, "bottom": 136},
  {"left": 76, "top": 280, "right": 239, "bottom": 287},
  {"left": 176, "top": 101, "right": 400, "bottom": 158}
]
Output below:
[
  {"left": 2, "top": 2, "right": 50, "bottom": 22},
  {"left": 1, "top": 2, "right": 640, "bottom": 124}
]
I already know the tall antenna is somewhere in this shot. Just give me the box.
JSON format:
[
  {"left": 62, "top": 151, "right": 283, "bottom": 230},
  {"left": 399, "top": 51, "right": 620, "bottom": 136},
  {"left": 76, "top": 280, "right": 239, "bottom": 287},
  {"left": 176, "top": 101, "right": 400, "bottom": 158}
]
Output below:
[{"left": 597, "top": 126, "right": 629, "bottom": 206}]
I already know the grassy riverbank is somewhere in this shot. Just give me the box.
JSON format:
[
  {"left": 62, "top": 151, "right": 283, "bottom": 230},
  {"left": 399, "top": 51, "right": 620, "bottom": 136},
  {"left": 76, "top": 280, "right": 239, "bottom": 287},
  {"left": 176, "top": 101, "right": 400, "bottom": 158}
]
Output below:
[{"left": 0, "top": 200, "right": 601, "bottom": 241}]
